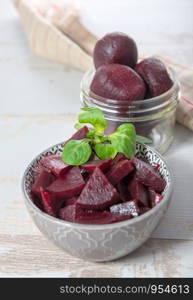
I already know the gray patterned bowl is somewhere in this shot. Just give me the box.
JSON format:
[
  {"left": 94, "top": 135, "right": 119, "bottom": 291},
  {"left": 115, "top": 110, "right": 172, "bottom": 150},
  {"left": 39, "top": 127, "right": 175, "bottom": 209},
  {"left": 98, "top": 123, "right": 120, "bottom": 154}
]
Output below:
[{"left": 22, "top": 142, "right": 173, "bottom": 262}]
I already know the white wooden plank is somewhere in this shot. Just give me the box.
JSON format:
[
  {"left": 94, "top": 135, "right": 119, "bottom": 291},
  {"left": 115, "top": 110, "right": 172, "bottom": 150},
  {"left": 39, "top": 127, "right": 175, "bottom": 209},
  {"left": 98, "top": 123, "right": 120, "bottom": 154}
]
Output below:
[{"left": 0, "top": 0, "right": 193, "bottom": 277}]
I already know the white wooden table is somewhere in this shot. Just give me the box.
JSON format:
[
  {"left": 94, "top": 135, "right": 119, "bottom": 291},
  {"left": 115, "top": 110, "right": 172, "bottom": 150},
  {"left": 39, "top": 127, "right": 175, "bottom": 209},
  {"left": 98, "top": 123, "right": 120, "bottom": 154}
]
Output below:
[{"left": 0, "top": 0, "right": 193, "bottom": 277}]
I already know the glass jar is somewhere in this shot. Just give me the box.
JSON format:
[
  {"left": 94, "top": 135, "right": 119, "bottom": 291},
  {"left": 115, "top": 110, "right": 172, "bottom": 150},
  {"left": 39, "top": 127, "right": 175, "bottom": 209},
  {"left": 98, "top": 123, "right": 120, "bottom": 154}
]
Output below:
[{"left": 80, "top": 68, "right": 180, "bottom": 154}]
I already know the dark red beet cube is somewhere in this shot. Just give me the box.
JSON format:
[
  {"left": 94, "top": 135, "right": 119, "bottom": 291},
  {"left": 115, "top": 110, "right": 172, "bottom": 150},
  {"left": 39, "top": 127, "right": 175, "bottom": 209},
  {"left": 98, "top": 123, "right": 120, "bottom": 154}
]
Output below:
[
  {"left": 80, "top": 169, "right": 89, "bottom": 182},
  {"left": 59, "top": 204, "right": 78, "bottom": 222},
  {"left": 128, "top": 176, "right": 149, "bottom": 207},
  {"left": 65, "top": 197, "right": 78, "bottom": 206},
  {"left": 31, "top": 168, "right": 55, "bottom": 198},
  {"left": 132, "top": 158, "right": 166, "bottom": 192},
  {"left": 40, "top": 154, "right": 71, "bottom": 177},
  {"left": 82, "top": 158, "right": 112, "bottom": 173},
  {"left": 107, "top": 159, "right": 134, "bottom": 185},
  {"left": 63, "top": 126, "right": 89, "bottom": 146},
  {"left": 112, "top": 153, "right": 126, "bottom": 166},
  {"left": 76, "top": 210, "right": 129, "bottom": 224},
  {"left": 148, "top": 189, "right": 163, "bottom": 208},
  {"left": 117, "top": 178, "right": 132, "bottom": 202},
  {"left": 77, "top": 167, "right": 120, "bottom": 210},
  {"left": 47, "top": 167, "right": 85, "bottom": 199},
  {"left": 40, "top": 187, "right": 64, "bottom": 217},
  {"left": 110, "top": 200, "right": 140, "bottom": 218}
]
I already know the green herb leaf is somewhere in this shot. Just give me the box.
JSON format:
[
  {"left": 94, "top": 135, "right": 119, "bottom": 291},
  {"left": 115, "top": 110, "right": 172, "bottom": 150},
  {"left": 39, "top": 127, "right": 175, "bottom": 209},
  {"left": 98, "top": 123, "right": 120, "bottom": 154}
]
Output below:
[
  {"left": 109, "top": 131, "right": 136, "bottom": 159},
  {"left": 62, "top": 139, "right": 92, "bottom": 166},
  {"left": 86, "top": 129, "right": 96, "bottom": 139},
  {"left": 136, "top": 135, "right": 152, "bottom": 144},
  {"left": 116, "top": 123, "right": 136, "bottom": 137},
  {"left": 94, "top": 143, "right": 117, "bottom": 160},
  {"left": 74, "top": 123, "right": 85, "bottom": 130},
  {"left": 78, "top": 107, "right": 107, "bottom": 133}
]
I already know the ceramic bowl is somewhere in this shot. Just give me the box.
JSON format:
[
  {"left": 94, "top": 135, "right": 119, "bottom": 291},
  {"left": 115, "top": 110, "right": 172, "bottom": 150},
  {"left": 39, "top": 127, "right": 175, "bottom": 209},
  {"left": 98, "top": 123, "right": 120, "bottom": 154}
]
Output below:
[{"left": 22, "top": 142, "right": 173, "bottom": 262}]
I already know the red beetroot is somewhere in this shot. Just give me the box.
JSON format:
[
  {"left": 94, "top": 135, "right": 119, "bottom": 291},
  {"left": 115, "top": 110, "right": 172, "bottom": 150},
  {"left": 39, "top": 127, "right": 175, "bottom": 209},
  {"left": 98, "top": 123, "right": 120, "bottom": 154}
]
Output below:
[
  {"left": 128, "top": 176, "right": 149, "bottom": 207},
  {"left": 77, "top": 167, "right": 120, "bottom": 210},
  {"left": 40, "top": 187, "right": 64, "bottom": 217},
  {"left": 90, "top": 64, "right": 146, "bottom": 102},
  {"left": 132, "top": 158, "right": 166, "bottom": 192},
  {"left": 63, "top": 126, "right": 89, "bottom": 146},
  {"left": 82, "top": 158, "right": 112, "bottom": 173},
  {"left": 31, "top": 151, "right": 166, "bottom": 224},
  {"left": 76, "top": 210, "right": 129, "bottom": 224},
  {"left": 65, "top": 197, "right": 78, "bottom": 206},
  {"left": 31, "top": 168, "right": 55, "bottom": 198},
  {"left": 107, "top": 159, "right": 134, "bottom": 185},
  {"left": 40, "top": 154, "right": 71, "bottom": 177},
  {"left": 153, "top": 194, "right": 163, "bottom": 207},
  {"left": 59, "top": 206, "right": 128, "bottom": 224},
  {"left": 110, "top": 200, "right": 140, "bottom": 218},
  {"left": 135, "top": 57, "right": 173, "bottom": 97},
  {"left": 47, "top": 167, "right": 85, "bottom": 199},
  {"left": 59, "top": 204, "right": 77, "bottom": 222},
  {"left": 94, "top": 32, "right": 138, "bottom": 69},
  {"left": 117, "top": 178, "right": 132, "bottom": 202},
  {"left": 148, "top": 189, "right": 163, "bottom": 208},
  {"left": 111, "top": 153, "right": 126, "bottom": 166}
]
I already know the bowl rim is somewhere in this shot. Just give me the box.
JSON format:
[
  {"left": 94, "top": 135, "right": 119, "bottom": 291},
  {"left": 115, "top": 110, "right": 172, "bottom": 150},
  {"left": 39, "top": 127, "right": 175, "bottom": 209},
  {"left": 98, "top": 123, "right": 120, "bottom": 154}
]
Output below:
[{"left": 21, "top": 142, "right": 173, "bottom": 230}]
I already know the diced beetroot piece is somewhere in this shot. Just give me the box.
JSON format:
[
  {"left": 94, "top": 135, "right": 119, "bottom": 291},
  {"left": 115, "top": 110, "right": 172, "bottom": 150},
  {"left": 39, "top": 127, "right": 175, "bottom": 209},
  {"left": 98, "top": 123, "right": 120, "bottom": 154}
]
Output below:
[
  {"left": 148, "top": 189, "right": 163, "bottom": 208},
  {"left": 117, "top": 178, "right": 132, "bottom": 202},
  {"left": 77, "top": 167, "right": 120, "bottom": 210},
  {"left": 47, "top": 167, "right": 85, "bottom": 199},
  {"left": 110, "top": 200, "right": 140, "bottom": 218},
  {"left": 40, "top": 154, "right": 71, "bottom": 177},
  {"left": 132, "top": 158, "right": 166, "bottom": 192},
  {"left": 112, "top": 153, "right": 127, "bottom": 166},
  {"left": 107, "top": 159, "right": 134, "bottom": 185},
  {"left": 40, "top": 187, "right": 64, "bottom": 217},
  {"left": 33, "top": 163, "right": 46, "bottom": 177},
  {"left": 153, "top": 194, "right": 163, "bottom": 207},
  {"left": 63, "top": 126, "right": 89, "bottom": 146},
  {"left": 32, "top": 194, "right": 44, "bottom": 210},
  {"left": 76, "top": 210, "right": 129, "bottom": 224},
  {"left": 31, "top": 168, "right": 55, "bottom": 198},
  {"left": 128, "top": 176, "right": 149, "bottom": 207},
  {"left": 82, "top": 158, "right": 112, "bottom": 173},
  {"left": 139, "top": 207, "right": 151, "bottom": 215},
  {"left": 59, "top": 204, "right": 78, "bottom": 222},
  {"left": 65, "top": 197, "right": 78, "bottom": 206},
  {"left": 148, "top": 189, "right": 156, "bottom": 208},
  {"left": 80, "top": 169, "right": 90, "bottom": 182}
]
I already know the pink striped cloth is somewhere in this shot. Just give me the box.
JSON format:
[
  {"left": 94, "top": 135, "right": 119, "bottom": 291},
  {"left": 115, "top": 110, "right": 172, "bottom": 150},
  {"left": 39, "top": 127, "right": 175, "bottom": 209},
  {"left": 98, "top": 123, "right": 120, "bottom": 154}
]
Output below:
[{"left": 159, "top": 56, "right": 193, "bottom": 131}]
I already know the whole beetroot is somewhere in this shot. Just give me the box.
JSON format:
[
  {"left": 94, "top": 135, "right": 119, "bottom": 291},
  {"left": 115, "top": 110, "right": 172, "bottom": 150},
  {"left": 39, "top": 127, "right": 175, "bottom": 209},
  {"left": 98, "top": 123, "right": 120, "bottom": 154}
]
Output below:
[
  {"left": 90, "top": 64, "right": 146, "bottom": 102},
  {"left": 94, "top": 32, "right": 138, "bottom": 69},
  {"left": 135, "top": 57, "right": 173, "bottom": 97}
]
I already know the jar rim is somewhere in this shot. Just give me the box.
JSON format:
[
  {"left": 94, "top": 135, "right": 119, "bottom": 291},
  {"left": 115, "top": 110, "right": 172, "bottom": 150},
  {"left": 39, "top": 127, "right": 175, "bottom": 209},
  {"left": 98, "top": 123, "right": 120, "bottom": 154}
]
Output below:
[{"left": 80, "top": 67, "right": 180, "bottom": 108}]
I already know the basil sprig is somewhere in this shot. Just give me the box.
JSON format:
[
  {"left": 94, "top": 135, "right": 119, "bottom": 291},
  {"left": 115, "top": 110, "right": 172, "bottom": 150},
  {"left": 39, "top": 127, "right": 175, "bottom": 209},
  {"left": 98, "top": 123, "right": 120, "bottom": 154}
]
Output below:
[
  {"left": 62, "top": 107, "right": 151, "bottom": 166},
  {"left": 109, "top": 124, "right": 136, "bottom": 159},
  {"left": 62, "top": 139, "right": 92, "bottom": 166},
  {"left": 78, "top": 107, "right": 107, "bottom": 133}
]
